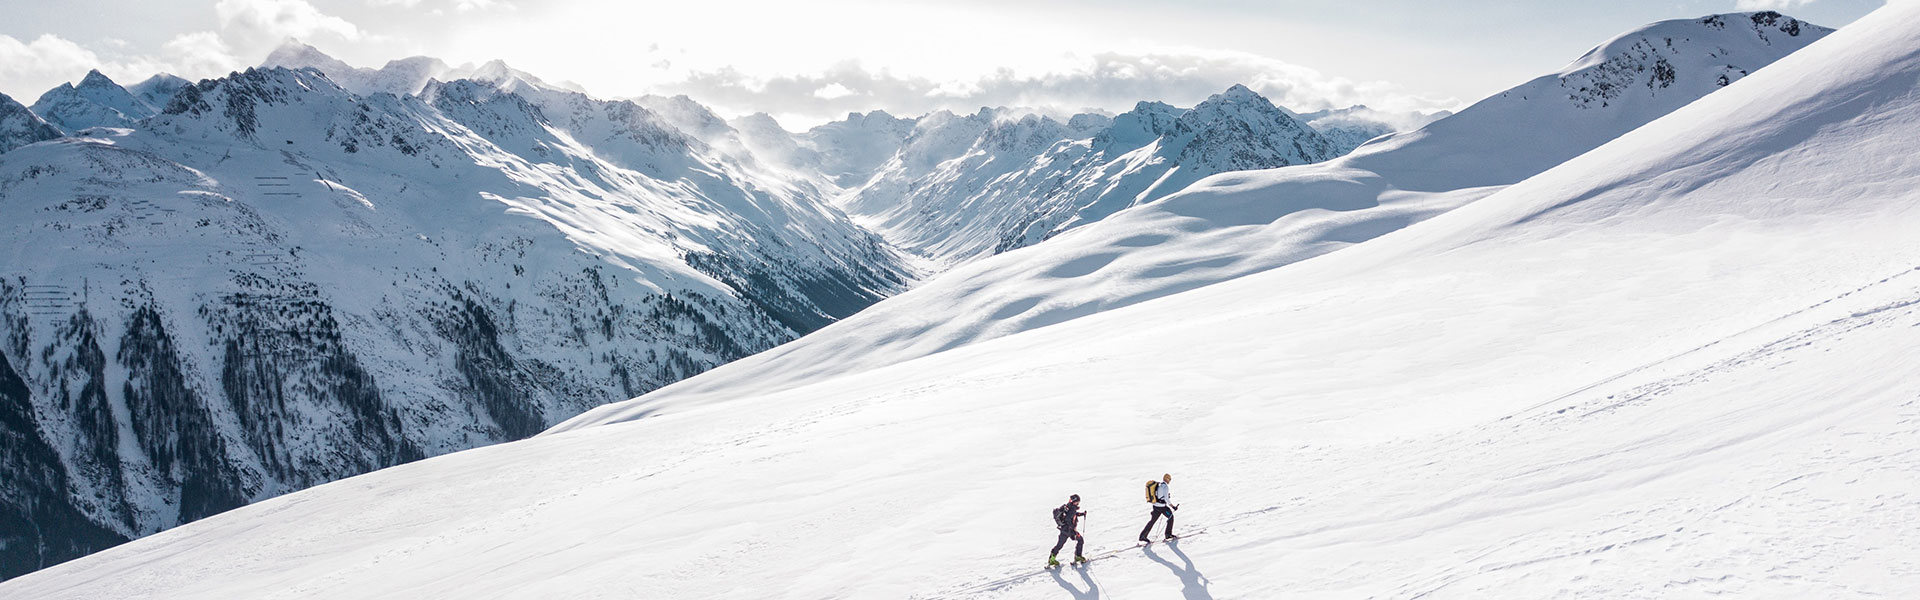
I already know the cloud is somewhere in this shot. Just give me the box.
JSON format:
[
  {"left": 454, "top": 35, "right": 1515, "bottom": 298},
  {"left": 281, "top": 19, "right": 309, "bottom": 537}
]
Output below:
[
  {"left": 0, "top": 34, "right": 108, "bottom": 100},
  {"left": 0, "top": 0, "right": 366, "bottom": 101},
  {"left": 366, "top": 0, "right": 513, "bottom": 13},
  {"left": 812, "top": 83, "right": 854, "bottom": 100},
  {"left": 658, "top": 50, "right": 1459, "bottom": 128},
  {"left": 216, "top": 0, "right": 363, "bottom": 46},
  {"left": 159, "top": 32, "right": 243, "bottom": 77},
  {"left": 1733, "top": 0, "right": 1819, "bottom": 9},
  {"left": 0, "top": 31, "right": 253, "bottom": 102}
]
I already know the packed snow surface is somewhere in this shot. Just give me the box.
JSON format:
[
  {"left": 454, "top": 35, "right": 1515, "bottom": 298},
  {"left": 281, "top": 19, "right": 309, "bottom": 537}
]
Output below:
[{"left": 5, "top": 6, "right": 1917, "bottom": 599}]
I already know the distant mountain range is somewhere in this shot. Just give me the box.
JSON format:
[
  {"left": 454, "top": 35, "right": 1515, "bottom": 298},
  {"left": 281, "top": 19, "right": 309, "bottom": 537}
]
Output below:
[{"left": 558, "top": 11, "right": 1834, "bottom": 426}]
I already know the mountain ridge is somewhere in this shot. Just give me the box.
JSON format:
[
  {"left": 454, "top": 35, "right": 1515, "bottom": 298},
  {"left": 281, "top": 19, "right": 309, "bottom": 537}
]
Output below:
[{"left": 0, "top": 62, "right": 910, "bottom": 578}]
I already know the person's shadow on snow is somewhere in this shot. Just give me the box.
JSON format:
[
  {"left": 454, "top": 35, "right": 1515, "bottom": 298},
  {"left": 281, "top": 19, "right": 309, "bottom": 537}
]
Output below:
[
  {"left": 1049, "top": 565, "right": 1100, "bottom": 599},
  {"left": 1144, "top": 540, "right": 1213, "bottom": 600}
]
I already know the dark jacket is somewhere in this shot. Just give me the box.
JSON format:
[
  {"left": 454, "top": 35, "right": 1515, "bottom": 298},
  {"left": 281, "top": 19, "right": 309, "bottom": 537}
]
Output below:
[{"left": 1055, "top": 502, "right": 1086, "bottom": 532}]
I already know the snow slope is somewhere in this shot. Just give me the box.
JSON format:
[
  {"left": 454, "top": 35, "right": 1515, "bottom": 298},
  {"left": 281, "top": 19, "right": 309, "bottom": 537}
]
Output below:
[
  {"left": 565, "top": 12, "right": 1831, "bottom": 419},
  {"left": 7, "top": 5, "right": 1919, "bottom": 599}
]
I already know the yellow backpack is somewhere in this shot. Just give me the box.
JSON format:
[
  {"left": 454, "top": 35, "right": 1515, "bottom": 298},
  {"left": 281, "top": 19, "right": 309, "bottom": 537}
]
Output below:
[{"left": 1145, "top": 480, "right": 1159, "bottom": 503}]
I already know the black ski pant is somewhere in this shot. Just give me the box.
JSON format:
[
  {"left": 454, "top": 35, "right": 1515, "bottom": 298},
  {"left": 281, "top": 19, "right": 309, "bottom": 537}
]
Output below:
[
  {"left": 1052, "top": 529, "right": 1084, "bottom": 557},
  {"left": 1140, "top": 505, "right": 1174, "bottom": 540}
]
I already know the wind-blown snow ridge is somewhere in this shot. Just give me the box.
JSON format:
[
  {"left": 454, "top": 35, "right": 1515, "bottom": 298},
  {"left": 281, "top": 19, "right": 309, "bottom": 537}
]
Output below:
[{"left": 5, "top": 5, "right": 1916, "bottom": 599}]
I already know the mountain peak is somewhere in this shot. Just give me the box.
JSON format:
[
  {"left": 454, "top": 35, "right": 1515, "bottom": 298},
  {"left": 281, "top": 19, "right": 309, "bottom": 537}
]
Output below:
[
  {"left": 466, "top": 59, "right": 557, "bottom": 92},
  {"left": 30, "top": 68, "right": 153, "bottom": 131},
  {"left": 262, "top": 39, "right": 348, "bottom": 72},
  {"left": 1219, "top": 83, "right": 1261, "bottom": 100},
  {"left": 846, "top": 109, "right": 906, "bottom": 126},
  {"left": 78, "top": 69, "right": 116, "bottom": 88},
  {"left": 471, "top": 59, "right": 514, "bottom": 79},
  {"left": 381, "top": 55, "right": 452, "bottom": 74},
  {"left": 1198, "top": 84, "right": 1272, "bottom": 110}
]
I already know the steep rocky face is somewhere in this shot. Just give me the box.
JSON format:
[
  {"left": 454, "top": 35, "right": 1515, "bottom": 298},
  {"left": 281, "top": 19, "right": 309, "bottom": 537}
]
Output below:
[
  {"left": 0, "top": 66, "right": 910, "bottom": 579},
  {"left": 0, "top": 347, "right": 129, "bottom": 577},
  {"left": 0, "top": 93, "right": 64, "bottom": 154},
  {"left": 29, "top": 70, "right": 157, "bottom": 132}
]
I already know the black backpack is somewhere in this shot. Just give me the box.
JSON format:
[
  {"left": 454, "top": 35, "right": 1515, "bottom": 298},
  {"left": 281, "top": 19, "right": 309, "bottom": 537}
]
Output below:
[{"left": 1052, "top": 504, "right": 1072, "bottom": 530}]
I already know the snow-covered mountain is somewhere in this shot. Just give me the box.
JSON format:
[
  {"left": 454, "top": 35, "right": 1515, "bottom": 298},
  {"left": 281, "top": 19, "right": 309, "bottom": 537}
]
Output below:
[
  {"left": 0, "top": 92, "right": 63, "bottom": 154},
  {"left": 262, "top": 40, "right": 581, "bottom": 99},
  {"left": 27, "top": 70, "right": 159, "bottom": 132},
  {"left": 262, "top": 41, "right": 452, "bottom": 97},
  {"left": 0, "top": 61, "right": 910, "bottom": 578},
  {"left": 570, "top": 11, "right": 1831, "bottom": 416},
  {"left": 22, "top": 70, "right": 191, "bottom": 137},
  {"left": 127, "top": 74, "right": 191, "bottom": 113},
  {"left": 797, "top": 110, "right": 919, "bottom": 187},
  {"left": 7, "top": 6, "right": 1914, "bottom": 599},
  {"left": 839, "top": 85, "right": 1341, "bottom": 264}
]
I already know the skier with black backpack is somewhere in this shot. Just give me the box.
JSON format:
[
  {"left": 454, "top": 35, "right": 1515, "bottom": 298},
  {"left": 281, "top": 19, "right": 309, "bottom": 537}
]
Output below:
[
  {"left": 1139, "top": 473, "right": 1179, "bottom": 543},
  {"left": 1048, "top": 494, "right": 1088, "bottom": 567}
]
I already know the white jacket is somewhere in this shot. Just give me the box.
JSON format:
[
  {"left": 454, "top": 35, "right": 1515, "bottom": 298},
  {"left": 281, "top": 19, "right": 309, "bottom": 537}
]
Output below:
[{"left": 1151, "top": 481, "right": 1172, "bottom": 508}]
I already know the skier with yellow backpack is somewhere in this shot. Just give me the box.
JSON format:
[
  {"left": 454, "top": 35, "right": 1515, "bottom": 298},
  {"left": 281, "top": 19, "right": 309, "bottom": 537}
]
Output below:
[{"left": 1139, "top": 473, "right": 1179, "bottom": 543}]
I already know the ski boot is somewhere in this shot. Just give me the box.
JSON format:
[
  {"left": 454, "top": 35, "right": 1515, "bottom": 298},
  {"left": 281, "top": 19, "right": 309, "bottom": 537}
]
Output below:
[
  {"left": 1047, "top": 554, "right": 1061, "bottom": 567},
  {"left": 1073, "top": 555, "right": 1089, "bottom": 565}
]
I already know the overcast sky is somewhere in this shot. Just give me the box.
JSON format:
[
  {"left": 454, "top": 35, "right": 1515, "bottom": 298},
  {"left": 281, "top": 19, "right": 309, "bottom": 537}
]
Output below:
[{"left": 0, "top": 0, "right": 1888, "bottom": 128}]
